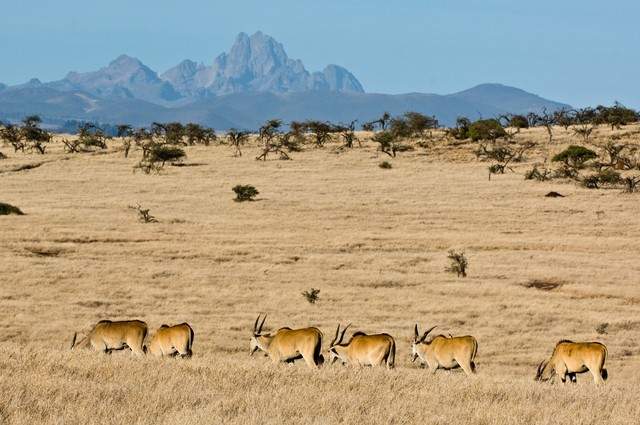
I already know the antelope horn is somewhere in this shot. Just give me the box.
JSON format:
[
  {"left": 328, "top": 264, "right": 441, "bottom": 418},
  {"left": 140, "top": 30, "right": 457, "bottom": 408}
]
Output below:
[
  {"left": 414, "top": 324, "right": 419, "bottom": 340},
  {"left": 536, "top": 360, "right": 545, "bottom": 378},
  {"left": 338, "top": 323, "right": 351, "bottom": 345},
  {"left": 258, "top": 314, "right": 267, "bottom": 334},
  {"left": 70, "top": 332, "right": 77, "bottom": 349},
  {"left": 253, "top": 314, "right": 261, "bottom": 334},
  {"left": 330, "top": 324, "right": 341, "bottom": 347},
  {"left": 421, "top": 325, "right": 437, "bottom": 342}
]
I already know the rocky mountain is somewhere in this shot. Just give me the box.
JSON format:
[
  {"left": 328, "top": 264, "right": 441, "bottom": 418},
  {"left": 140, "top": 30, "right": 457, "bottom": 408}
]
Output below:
[
  {"left": 46, "top": 55, "right": 181, "bottom": 104},
  {"left": 160, "top": 31, "right": 364, "bottom": 96},
  {"left": 0, "top": 31, "right": 571, "bottom": 130}
]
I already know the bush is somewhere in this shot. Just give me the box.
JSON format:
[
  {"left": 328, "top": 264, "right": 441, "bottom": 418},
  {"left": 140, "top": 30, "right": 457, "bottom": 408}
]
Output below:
[
  {"left": 509, "top": 115, "right": 529, "bottom": 130},
  {"left": 301, "top": 288, "right": 321, "bottom": 304},
  {"left": 128, "top": 204, "right": 158, "bottom": 223},
  {"left": 524, "top": 165, "right": 552, "bottom": 181},
  {"left": 582, "top": 169, "right": 621, "bottom": 189},
  {"left": 379, "top": 161, "right": 393, "bottom": 169},
  {"left": 552, "top": 145, "right": 597, "bottom": 170},
  {"left": 233, "top": 185, "right": 259, "bottom": 202},
  {"left": 445, "top": 250, "right": 468, "bottom": 278},
  {"left": 468, "top": 119, "right": 507, "bottom": 142},
  {"left": 0, "top": 202, "right": 24, "bottom": 215}
]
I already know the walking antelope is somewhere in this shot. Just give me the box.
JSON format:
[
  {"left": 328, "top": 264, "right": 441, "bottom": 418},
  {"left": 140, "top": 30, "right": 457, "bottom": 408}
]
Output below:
[
  {"left": 411, "top": 324, "right": 478, "bottom": 376},
  {"left": 327, "top": 324, "right": 396, "bottom": 369},
  {"left": 535, "top": 340, "right": 608, "bottom": 384},
  {"left": 249, "top": 314, "right": 323, "bottom": 368},
  {"left": 147, "top": 323, "right": 194, "bottom": 358},
  {"left": 70, "top": 320, "right": 147, "bottom": 356}
]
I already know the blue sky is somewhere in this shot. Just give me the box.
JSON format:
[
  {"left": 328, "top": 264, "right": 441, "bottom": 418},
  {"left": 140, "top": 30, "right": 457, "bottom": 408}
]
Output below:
[{"left": 1, "top": 0, "right": 638, "bottom": 107}]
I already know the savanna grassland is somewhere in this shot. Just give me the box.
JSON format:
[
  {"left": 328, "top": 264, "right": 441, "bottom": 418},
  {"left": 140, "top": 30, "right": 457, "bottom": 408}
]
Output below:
[{"left": 1, "top": 125, "right": 640, "bottom": 425}]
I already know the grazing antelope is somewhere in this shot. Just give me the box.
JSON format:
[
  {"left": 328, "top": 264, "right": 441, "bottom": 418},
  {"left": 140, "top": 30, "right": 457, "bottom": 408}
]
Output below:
[
  {"left": 327, "top": 324, "right": 396, "bottom": 369},
  {"left": 249, "top": 314, "right": 323, "bottom": 369},
  {"left": 147, "top": 323, "right": 194, "bottom": 358},
  {"left": 535, "top": 340, "right": 608, "bottom": 384},
  {"left": 71, "top": 320, "right": 147, "bottom": 356},
  {"left": 411, "top": 324, "right": 478, "bottom": 376}
]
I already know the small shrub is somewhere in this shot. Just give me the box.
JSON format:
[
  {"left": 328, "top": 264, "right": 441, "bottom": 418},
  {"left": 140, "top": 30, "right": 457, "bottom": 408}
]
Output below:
[
  {"left": 622, "top": 176, "right": 640, "bottom": 193},
  {"left": 522, "top": 278, "right": 564, "bottom": 291},
  {"left": 582, "top": 169, "right": 621, "bottom": 189},
  {"left": 468, "top": 119, "right": 507, "bottom": 142},
  {"left": 445, "top": 250, "right": 468, "bottom": 278},
  {"left": 0, "top": 202, "right": 25, "bottom": 215},
  {"left": 128, "top": 204, "right": 158, "bottom": 223},
  {"left": 233, "top": 185, "right": 259, "bottom": 202},
  {"left": 552, "top": 145, "right": 597, "bottom": 170},
  {"left": 595, "top": 323, "right": 609, "bottom": 335},
  {"left": 524, "top": 165, "right": 552, "bottom": 181},
  {"left": 301, "top": 288, "right": 321, "bottom": 304},
  {"left": 379, "top": 161, "right": 393, "bottom": 169},
  {"left": 0, "top": 152, "right": 6, "bottom": 160}
]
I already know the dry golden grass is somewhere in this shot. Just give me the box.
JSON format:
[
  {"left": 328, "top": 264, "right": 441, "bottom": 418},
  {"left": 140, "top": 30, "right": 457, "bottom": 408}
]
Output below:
[{"left": 1, "top": 125, "right": 640, "bottom": 424}]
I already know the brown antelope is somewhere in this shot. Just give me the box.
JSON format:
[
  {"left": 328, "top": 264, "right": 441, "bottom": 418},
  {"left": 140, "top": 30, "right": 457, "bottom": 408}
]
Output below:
[
  {"left": 71, "top": 320, "right": 147, "bottom": 356},
  {"left": 535, "top": 340, "right": 608, "bottom": 384},
  {"left": 249, "top": 314, "right": 323, "bottom": 368},
  {"left": 411, "top": 324, "right": 478, "bottom": 376},
  {"left": 146, "top": 323, "right": 194, "bottom": 358},
  {"left": 327, "top": 324, "right": 396, "bottom": 369}
]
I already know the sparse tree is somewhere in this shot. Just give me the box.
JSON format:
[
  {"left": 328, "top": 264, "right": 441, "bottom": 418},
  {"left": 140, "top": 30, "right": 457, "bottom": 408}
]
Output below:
[{"left": 226, "top": 129, "right": 250, "bottom": 157}]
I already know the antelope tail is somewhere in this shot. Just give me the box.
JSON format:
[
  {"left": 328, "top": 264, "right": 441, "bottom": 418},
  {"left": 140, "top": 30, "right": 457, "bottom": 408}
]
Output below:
[
  {"left": 387, "top": 338, "right": 396, "bottom": 369},
  {"left": 600, "top": 344, "right": 608, "bottom": 381}
]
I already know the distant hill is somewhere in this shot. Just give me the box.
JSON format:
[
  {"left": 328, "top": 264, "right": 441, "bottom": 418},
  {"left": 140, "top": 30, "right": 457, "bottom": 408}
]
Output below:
[{"left": 0, "top": 31, "right": 571, "bottom": 129}]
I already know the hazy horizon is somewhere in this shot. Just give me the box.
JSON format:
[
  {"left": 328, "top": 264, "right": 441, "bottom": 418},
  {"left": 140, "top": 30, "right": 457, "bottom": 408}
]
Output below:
[{"left": 1, "top": 1, "right": 638, "bottom": 108}]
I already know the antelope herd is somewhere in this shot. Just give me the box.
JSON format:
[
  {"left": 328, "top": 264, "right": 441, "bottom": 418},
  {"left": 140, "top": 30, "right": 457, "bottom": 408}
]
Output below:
[{"left": 70, "top": 316, "right": 610, "bottom": 385}]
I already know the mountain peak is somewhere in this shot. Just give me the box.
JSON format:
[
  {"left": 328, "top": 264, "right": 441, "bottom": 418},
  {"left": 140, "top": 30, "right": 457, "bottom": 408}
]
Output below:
[{"left": 162, "top": 31, "right": 364, "bottom": 96}]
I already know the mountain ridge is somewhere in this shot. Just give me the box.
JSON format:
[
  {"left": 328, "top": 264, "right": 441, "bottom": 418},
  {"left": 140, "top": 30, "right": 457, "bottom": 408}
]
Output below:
[{"left": 0, "top": 32, "right": 571, "bottom": 129}]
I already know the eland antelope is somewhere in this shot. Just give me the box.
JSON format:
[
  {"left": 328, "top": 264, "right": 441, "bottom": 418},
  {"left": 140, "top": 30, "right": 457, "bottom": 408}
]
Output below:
[
  {"left": 147, "top": 323, "right": 194, "bottom": 358},
  {"left": 71, "top": 319, "right": 147, "bottom": 356},
  {"left": 327, "top": 324, "right": 396, "bottom": 369},
  {"left": 411, "top": 324, "right": 477, "bottom": 376},
  {"left": 249, "top": 314, "right": 323, "bottom": 368},
  {"left": 535, "top": 340, "right": 608, "bottom": 384}
]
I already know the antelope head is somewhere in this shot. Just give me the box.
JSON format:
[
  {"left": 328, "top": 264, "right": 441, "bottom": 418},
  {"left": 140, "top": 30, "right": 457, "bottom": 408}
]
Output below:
[
  {"left": 327, "top": 323, "right": 351, "bottom": 364},
  {"left": 411, "top": 324, "right": 437, "bottom": 362},
  {"left": 535, "top": 360, "right": 553, "bottom": 382},
  {"left": 249, "top": 314, "right": 267, "bottom": 356}
]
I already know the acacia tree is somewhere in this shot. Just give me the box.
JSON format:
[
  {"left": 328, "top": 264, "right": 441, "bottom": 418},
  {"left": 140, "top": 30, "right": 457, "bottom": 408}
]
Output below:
[
  {"left": 0, "top": 122, "right": 25, "bottom": 152},
  {"left": 21, "top": 115, "right": 51, "bottom": 154},
  {"left": 533, "top": 109, "right": 556, "bottom": 143},
  {"left": 256, "top": 119, "right": 290, "bottom": 160},
  {"left": 304, "top": 120, "right": 335, "bottom": 147},
  {"left": 335, "top": 120, "right": 359, "bottom": 148},
  {"left": 117, "top": 124, "right": 134, "bottom": 157},
  {"left": 226, "top": 128, "right": 250, "bottom": 157},
  {"left": 185, "top": 123, "right": 216, "bottom": 145}
]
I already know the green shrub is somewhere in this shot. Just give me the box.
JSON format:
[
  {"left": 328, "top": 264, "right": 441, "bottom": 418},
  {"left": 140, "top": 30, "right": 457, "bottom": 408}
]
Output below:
[
  {"left": 233, "top": 185, "right": 259, "bottom": 202},
  {"left": 301, "top": 288, "right": 321, "bottom": 304},
  {"left": 0, "top": 202, "right": 24, "bottom": 215},
  {"left": 468, "top": 119, "right": 507, "bottom": 142},
  {"left": 379, "top": 161, "right": 393, "bottom": 169},
  {"left": 445, "top": 250, "right": 468, "bottom": 278},
  {"left": 582, "top": 169, "right": 621, "bottom": 189},
  {"left": 150, "top": 145, "right": 186, "bottom": 165},
  {"left": 552, "top": 145, "right": 597, "bottom": 170}
]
